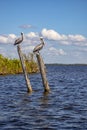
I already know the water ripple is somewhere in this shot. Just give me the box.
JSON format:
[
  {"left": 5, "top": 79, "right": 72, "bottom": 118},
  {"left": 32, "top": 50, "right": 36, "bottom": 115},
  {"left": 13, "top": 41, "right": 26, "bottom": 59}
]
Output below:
[{"left": 0, "top": 65, "right": 87, "bottom": 129}]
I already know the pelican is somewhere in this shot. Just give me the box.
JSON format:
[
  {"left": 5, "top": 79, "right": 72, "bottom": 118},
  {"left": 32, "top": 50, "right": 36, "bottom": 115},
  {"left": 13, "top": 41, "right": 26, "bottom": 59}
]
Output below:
[
  {"left": 14, "top": 32, "right": 23, "bottom": 45},
  {"left": 33, "top": 37, "right": 45, "bottom": 53}
]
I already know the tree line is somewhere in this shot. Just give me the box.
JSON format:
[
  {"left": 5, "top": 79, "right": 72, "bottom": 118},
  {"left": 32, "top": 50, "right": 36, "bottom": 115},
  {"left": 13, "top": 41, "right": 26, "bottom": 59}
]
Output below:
[{"left": 0, "top": 53, "right": 38, "bottom": 75}]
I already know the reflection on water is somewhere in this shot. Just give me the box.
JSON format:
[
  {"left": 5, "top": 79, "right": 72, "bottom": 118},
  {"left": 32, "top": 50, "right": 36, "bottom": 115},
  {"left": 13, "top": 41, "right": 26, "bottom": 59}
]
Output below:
[{"left": 0, "top": 65, "right": 87, "bottom": 129}]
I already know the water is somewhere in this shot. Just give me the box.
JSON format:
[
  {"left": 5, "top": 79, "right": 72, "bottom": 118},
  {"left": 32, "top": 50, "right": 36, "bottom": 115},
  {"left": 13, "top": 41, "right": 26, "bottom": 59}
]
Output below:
[{"left": 0, "top": 65, "right": 87, "bottom": 130}]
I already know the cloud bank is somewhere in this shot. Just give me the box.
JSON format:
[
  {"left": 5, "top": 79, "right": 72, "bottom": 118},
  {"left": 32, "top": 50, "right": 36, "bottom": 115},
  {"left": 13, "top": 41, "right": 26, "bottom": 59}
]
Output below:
[
  {"left": 49, "top": 47, "right": 66, "bottom": 56},
  {"left": 0, "top": 34, "right": 16, "bottom": 44},
  {"left": 0, "top": 28, "right": 87, "bottom": 63},
  {"left": 0, "top": 28, "right": 86, "bottom": 46},
  {"left": 41, "top": 28, "right": 87, "bottom": 46}
]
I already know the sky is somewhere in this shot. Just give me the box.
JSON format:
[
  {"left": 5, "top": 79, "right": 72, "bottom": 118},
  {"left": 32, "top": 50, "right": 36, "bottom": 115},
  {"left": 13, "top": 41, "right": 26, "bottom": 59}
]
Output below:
[{"left": 0, "top": 0, "right": 87, "bottom": 64}]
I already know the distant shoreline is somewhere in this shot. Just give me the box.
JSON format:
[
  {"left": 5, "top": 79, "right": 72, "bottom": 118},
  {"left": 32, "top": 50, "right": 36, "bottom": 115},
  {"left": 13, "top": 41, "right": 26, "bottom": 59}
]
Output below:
[
  {"left": 46, "top": 63, "right": 87, "bottom": 66},
  {"left": 0, "top": 54, "right": 38, "bottom": 76},
  {"left": 0, "top": 64, "right": 87, "bottom": 76}
]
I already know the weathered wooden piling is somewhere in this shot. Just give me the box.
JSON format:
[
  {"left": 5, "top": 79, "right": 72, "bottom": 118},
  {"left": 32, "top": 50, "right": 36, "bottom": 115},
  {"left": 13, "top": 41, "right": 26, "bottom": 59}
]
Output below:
[
  {"left": 36, "top": 53, "right": 50, "bottom": 92},
  {"left": 17, "top": 45, "right": 32, "bottom": 93}
]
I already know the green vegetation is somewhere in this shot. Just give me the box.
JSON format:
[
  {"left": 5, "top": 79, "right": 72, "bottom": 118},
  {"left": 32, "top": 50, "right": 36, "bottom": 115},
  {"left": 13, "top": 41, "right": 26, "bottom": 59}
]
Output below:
[{"left": 0, "top": 53, "right": 38, "bottom": 75}]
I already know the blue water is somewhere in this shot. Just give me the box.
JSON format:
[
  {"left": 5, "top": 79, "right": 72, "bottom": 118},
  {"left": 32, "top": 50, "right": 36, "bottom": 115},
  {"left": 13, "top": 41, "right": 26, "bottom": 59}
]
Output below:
[{"left": 0, "top": 65, "right": 87, "bottom": 130}]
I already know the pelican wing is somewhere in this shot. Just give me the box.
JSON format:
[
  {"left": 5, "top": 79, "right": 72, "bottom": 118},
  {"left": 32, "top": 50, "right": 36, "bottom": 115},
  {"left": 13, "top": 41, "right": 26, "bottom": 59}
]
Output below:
[
  {"left": 14, "top": 38, "right": 22, "bottom": 45},
  {"left": 33, "top": 43, "right": 43, "bottom": 52}
]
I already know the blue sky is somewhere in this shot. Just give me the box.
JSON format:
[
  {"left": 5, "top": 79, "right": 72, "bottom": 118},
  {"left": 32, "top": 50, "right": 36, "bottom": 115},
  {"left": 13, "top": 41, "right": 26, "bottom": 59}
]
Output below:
[{"left": 0, "top": 0, "right": 87, "bottom": 63}]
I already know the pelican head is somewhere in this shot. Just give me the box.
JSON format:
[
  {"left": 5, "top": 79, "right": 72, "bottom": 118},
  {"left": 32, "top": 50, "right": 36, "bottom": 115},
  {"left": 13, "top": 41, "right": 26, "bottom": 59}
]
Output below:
[
  {"left": 40, "top": 37, "right": 45, "bottom": 45},
  {"left": 21, "top": 32, "right": 23, "bottom": 35}
]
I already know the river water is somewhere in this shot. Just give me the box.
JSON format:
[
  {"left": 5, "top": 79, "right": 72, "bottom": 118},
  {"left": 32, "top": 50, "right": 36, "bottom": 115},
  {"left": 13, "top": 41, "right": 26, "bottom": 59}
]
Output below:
[{"left": 0, "top": 65, "right": 87, "bottom": 130}]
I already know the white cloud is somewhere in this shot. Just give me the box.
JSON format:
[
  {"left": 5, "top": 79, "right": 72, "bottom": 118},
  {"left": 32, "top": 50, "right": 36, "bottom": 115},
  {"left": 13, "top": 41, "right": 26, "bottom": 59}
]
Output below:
[
  {"left": 0, "top": 32, "right": 39, "bottom": 45},
  {"left": 8, "top": 34, "right": 17, "bottom": 44},
  {"left": 0, "top": 35, "right": 7, "bottom": 44},
  {"left": 0, "top": 30, "right": 87, "bottom": 47},
  {"left": 25, "top": 32, "right": 38, "bottom": 38},
  {"left": 23, "top": 32, "right": 39, "bottom": 45},
  {"left": 0, "top": 34, "right": 16, "bottom": 44},
  {"left": 8, "top": 34, "right": 16, "bottom": 39},
  {"left": 49, "top": 47, "right": 66, "bottom": 55},
  {"left": 0, "top": 29, "right": 87, "bottom": 64},
  {"left": 22, "top": 45, "right": 35, "bottom": 51},
  {"left": 41, "top": 28, "right": 69, "bottom": 41},
  {"left": 19, "top": 24, "right": 35, "bottom": 29},
  {"left": 68, "top": 34, "right": 86, "bottom": 42},
  {"left": 41, "top": 28, "right": 62, "bottom": 40},
  {"left": 41, "top": 28, "right": 87, "bottom": 46}
]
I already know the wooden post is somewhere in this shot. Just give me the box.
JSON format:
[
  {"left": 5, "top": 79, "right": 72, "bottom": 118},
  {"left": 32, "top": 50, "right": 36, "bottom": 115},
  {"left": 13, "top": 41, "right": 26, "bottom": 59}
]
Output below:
[
  {"left": 17, "top": 45, "right": 32, "bottom": 93},
  {"left": 36, "top": 53, "right": 50, "bottom": 92}
]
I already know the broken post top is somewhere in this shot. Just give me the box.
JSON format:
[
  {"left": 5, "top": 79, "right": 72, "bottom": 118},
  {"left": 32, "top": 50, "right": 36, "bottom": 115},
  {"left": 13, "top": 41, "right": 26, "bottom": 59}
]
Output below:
[
  {"left": 14, "top": 32, "right": 24, "bottom": 46},
  {"left": 33, "top": 37, "right": 45, "bottom": 53}
]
